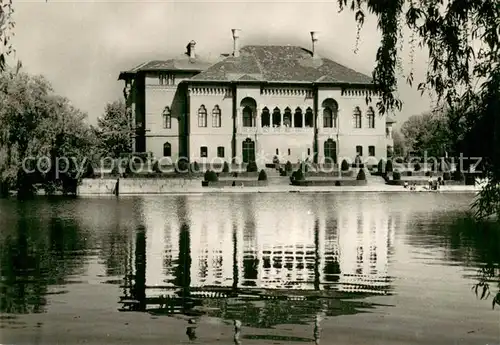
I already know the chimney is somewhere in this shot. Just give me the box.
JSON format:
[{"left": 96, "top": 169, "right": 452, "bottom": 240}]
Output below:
[
  {"left": 232, "top": 29, "right": 241, "bottom": 57},
  {"left": 310, "top": 31, "right": 318, "bottom": 58},
  {"left": 186, "top": 40, "right": 196, "bottom": 58}
]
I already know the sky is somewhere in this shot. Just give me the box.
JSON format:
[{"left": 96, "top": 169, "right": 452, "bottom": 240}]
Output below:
[{"left": 12, "top": 0, "right": 433, "bottom": 126}]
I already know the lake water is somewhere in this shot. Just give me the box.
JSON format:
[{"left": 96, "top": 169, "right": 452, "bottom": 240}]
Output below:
[{"left": 0, "top": 193, "right": 499, "bottom": 345}]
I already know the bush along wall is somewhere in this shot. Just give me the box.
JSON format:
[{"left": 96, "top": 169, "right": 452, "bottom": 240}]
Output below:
[
  {"left": 258, "top": 169, "right": 267, "bottom": 181},
  {"left": 356, "top": 169, "right": 366, "bottom": 181},
  {"left": 392, "top": 170, "right": 401, "bottom": 181},
  {"left": 377, "top": 159, "right": 386, "bottom": 174},
  {"left": 386, "top": 160, "right": 393, "bottom": 173},
  {"left": 290, "top": 169, "right": 305, "bottom": 184},
  {"left": 341, "top": 159, "right": 350, "bottom": 171},
  {"left": 246, "top": 161, "right": 258, "bottom": 172}
]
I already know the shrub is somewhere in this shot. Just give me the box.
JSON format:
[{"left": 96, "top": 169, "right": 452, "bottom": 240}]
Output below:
[
  {"left": 335, "top": 181, "right": 341, "bottom": 186},
  {"left": 82, "top": 161, "right": 95, "bottom": 178},
  {"left": 386, "top": 160, "right": 393, "bottom": 173},
  {"left": 190, "top": 161, "right": 200, "bottom": 173},
  {"left": 439, "top": 160, "right": 450, "bottom": 172},
  {"left": 258, "top": 169, "right": 267, "bottom": 181},
  {"left": 300, "top": 161, "right": 310, "bottom": 173},
  {"left": 273, "top": 156, "right": 280, "bottom": 165},
  {"left": 406, "top": 171, "right": 412, "bottom": 177},
  {"left": 204, "top": 170, "right": 218, "bottom": 182},
  {"left": 292, "top": 169, "right": 305, "bottom": 182},
  {"left": 279, "top": 168, "right": 287, "bottom": 176},
  {"left": 356, "top": 169, "right": 366, "bottom": 181},
  {"left": 152, "top": 160, "right": 161, "bottom": 174},
  {"left": 443, "top": 172, "right": 451, "bottom": 180},
  {"left": 246, "top": 161, "right": 258, "bottom": 172},
  {"left": 392, "top": 171, "right": 401, "bottom": 181},
  {"left": 285, "top": 161, "right": 293, "bottom": 172},
  {"left": 377, "top": 159, "right": 386, "bottom": 173},
  {"left": 414, "top": 162, "right": 421, "bottom": 171},
  {"left": 425, "top": 171, "right": 433, "bottom": 177},
  {"left": 111, "top": 164, "right": 121, "bottom": 177},
  {"left": 222, "top": 161, "right": 230, "bottom": 173},
  {"left": 175, "top": 158, "right": 189, "bottom": 173},
  {"left": 453, "top": 170, "right": 464, "bottom": 181},
  {"left": 124, "top": 159, "right": 134, "bottom": 176},
  {"left": 341, "top": 159, "right": 350, "bottom": 171},
  {"left": 354, "top": 155, "right": 362, "bottom": 166}
]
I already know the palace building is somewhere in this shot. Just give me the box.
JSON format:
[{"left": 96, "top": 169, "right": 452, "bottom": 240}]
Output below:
[{"left": 119, "top": 29, "right": 395, "bottom": 164}]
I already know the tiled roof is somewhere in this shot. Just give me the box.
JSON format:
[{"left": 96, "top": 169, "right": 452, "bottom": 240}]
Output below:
[
  {"left": 119, "top": 54, "right": 216, "bottom": 78},
  {"left": 190, "top": 45, "right": 372, "bottom": 84},
  {"left": 237, "top": 74, "right": 261, "bottom": 81}
]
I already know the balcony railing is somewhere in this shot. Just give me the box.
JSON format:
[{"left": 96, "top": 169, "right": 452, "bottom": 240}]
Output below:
[{"left": 239, "top": 126, "right": 314, "bottom": 134}]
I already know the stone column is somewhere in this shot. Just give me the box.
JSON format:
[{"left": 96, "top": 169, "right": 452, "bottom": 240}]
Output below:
[
  {"left": 318, "top": 107, "right": 323, "bottom": 129},
  {"left": 256, "top": 106, "right": 261, "bottom": 131},
  {"left": 303, "top": 106, "right": 306, "bottom": 129},
  {"left": 236, "top": 108, "right": 241, "bottom": 132}
]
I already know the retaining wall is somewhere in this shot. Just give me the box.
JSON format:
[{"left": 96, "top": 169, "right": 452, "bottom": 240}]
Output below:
[{"left": 78, "top": 178, "right": 202, "bottom": 195}]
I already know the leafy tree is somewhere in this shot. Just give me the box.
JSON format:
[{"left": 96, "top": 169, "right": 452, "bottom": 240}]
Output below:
[
  {"left": 0, "top": 1, "right": 15, "bottom": 72},
  {"left": 392, "top": 129, "right": 406, "bottom": 157},
  {"left": 95, "top": 100, "right": 132, "bottom": 158},
  {"left": 0, "top": 71, "right": 96, "bottom": 197},
  {"left": 338, "top": 0, "right": 499, "bottom": 219},
  {"left": 401, "top": 110, "right": 454, "bottom": 159}
]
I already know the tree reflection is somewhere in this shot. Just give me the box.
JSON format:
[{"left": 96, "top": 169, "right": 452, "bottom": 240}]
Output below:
[
  {"left": 132, "top": 226, "right": 146, "bottom": 311},
  {"left": 408, "top": 215, "right": 500, "bottom": 308},
  {"left": 0, "top": 201, "right": 87, "bottom": 314},
  {"left": 173, "top": 196, "right": 191, "bottom": 310},
  {"left": 451, "top": 218, "right": 500, "bottom": 309}
]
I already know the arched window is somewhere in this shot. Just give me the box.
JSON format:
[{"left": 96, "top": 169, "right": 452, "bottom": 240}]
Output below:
[
  {"left": 367, "top": 106, "right": 375, "bottom": 128},
  {"left": 322, "top": 99, "right": 338, "bottom": 128},
  {"left": 305, "top": 107, "right": 314, "bottom": 127},
  {"left": 242, "top": 106, "right": 253, "bottom": 127},
  {"left": 324, "top": 139, "right": 337, "bottom": 164},
  {"left": 163, "top": 142, "right": 171, "bottom": 157},
  {"left": 163, "top": 107, "right": 171, "bottom": 129},
  {"left": 261, "top": 107, "right": 270, "bottom": 127},
  {"left": 283, "top": 107, "right": 292, "bottom": 127},
  {"left": 294, "top": 108, "right": 303, "bottom": 128},
  {"left": 242, "top": 138, "right": 255, "bottom": 163},
  {"left": 198, "top": 105, "right": 207, "bottom": 127},
  {"left": 323, "top": 108, "right": 333, "bottom": 128},
  {"left": 353, "top": 106, "right": 362, "bottom": 128},
  {"left": 272, "top": 107, "right": 281, "bottom": 127},
  {"left": 212, "top": 105, "right": 221, "bottom": 127}
]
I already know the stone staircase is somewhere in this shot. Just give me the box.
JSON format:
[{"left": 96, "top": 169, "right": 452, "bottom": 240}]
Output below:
[{"left": 365, "top": 168, "right": 387, "bottom": 185}]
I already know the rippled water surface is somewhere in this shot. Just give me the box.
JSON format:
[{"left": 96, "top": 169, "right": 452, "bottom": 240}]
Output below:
[{"left": 0, "top": 193, "right": 499, "bottom": 344}]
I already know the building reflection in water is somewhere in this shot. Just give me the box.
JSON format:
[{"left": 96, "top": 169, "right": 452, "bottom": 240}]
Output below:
[{"left": 120, "top": 194, "right": 396, "bottom": 322}]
